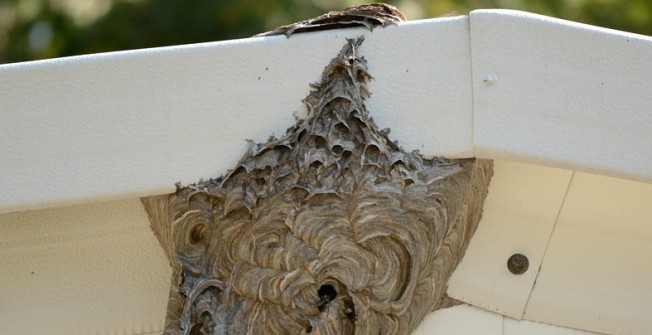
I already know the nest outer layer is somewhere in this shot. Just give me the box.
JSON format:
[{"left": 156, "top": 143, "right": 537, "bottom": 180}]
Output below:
[{"left": 143, "top": 36, "right": 493, "bottom": 335}]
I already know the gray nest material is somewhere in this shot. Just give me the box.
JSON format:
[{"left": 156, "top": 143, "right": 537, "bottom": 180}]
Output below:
[
  {"left": 143, "top": 36, "right": 492, "bottom": 335},
  {"left": 256, "top": 3, "right": 406, "bottom": 37}
]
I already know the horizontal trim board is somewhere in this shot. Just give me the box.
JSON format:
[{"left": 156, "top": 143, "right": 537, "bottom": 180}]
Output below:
[
  {"left": 0, "top": 16, "right": 473, "bottom": 214},
  {"left": 471, "top": 9, "right": 652, "bottom": 183},
  {"left": 2, "top": 10, "right": 652, "bottom": 213}
]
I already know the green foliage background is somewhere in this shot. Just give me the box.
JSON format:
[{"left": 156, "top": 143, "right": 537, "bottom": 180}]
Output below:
[{"left": 1, "top": 0, "right": 651, "bottom": 64}]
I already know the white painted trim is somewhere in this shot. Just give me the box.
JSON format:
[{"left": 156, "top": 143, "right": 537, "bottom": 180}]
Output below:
[
  {"left": 0, "top": 16, "right": 473, "bottom": 214},
  {"left": 1, "top": 10, "right": 651, "bottom": 214},
  {"left": 471, "top": 9, "right": 652, "bottom": 184}
]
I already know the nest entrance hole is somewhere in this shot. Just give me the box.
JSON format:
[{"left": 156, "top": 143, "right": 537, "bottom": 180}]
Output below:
[{"left": 317, "top": 284, "right": 337, "bottom": 312}]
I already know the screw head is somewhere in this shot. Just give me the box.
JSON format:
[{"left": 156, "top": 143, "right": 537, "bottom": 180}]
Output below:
[
  {"left": 507, "top": 253, "right": 529, "bottom": 275},
  {"left": 484, "top": 72, "right": 499, "bottom": 85}
]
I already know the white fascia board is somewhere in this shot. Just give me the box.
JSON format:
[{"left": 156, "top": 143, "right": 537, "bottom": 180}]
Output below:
[
  {"left": 3, "top": 9, "right": 652, "bottom": 213},
  {"left": 471, "top": 9, "right": 652, "bottom": 183},
  {"left": 0, "top": 16, "right": 473, "bottom": 214}
]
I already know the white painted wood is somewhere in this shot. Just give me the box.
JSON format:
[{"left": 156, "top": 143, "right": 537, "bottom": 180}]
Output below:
[
  {"left": 412, "top": 304, "right": 503, "bottom": 335},
  {"left": 471, "top": 9, "right": 652, "bottom": 183},
  {"left": 447, "top": 161, "right": 572, "bottom": 318},
  {"left": 413, "top": 304, "right": 603, "bottom": 335},
  {"left": 0, "top": 16, "right": 473, "bottom": 214},
  {"left": 0, "top": 199, "right": 170, "bottom": 335},
  {"left": 504, "top": 317, "right": 601, "bottom": 335},
  {"left": 3, "top": 9, "right": 652, "bottom": 211},
  {"left": 524, "top": 172, "right": 652, "bottom": 335}
]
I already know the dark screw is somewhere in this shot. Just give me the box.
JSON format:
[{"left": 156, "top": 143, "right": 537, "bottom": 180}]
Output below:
[{"left": 507, "top": 253, "right": 529, "bottom": 275}]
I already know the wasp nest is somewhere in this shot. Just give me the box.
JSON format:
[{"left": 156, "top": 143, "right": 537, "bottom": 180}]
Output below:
[
  {"left": 143, "top": 36, "right": 492, "bottom": 335},
  {"left": 256, "top": 3, "right": 406, "bottom": 37}
]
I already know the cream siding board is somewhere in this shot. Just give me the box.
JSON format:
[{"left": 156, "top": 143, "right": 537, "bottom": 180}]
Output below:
[
  {"left": 524, "top": 172, "right": 652, "bottom": 335},
  {"left": 415, "top": 304, "right": 601, "bottom": 334},
  {"left": 449, "top": 162, "right": 652, "bottom": 335},
  {"left": 503, "top": 317, "right": 601, "bottom": 335},
  {"left": 447, "top": 161, "right": 573, "bottom": 318},
  {"left": 413, "top": 304, "right": 503, "bottom": 334},
  {"left": 0, "top": 199, "right": 170, "bottom": 335}
]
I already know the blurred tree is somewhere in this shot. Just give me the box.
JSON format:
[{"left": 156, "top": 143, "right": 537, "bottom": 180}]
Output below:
[{"left": 0, "top": 0, "right": 650, "bottom": 64}]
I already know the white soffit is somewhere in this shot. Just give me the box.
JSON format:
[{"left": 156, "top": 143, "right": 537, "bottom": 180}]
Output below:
[
  {"left": 0, "top": 16, "right": 473, "bottom": 214},
  {"left": 414, "top": 304, "right": 601, "bottom": 335},
  {"left": 449, "top": 160, "right": 652, "bottom": 335},
  {"left": 447, "top": 160, "right": 573, "bottom": 318},
  {"left": 523, "top": 172, "right": 652, "bottom": 335},
  {"left": 413, "top": 304, "right": 502, "bottom": 334},
  {"left": 471, "top": 9, "right": 652, "bottom": 183},
  {"left": 0, "top": 199, "right": 170, "bottom": 335},
  {"left": 503, "top": 317, "right": 601, "bottom": 335}
]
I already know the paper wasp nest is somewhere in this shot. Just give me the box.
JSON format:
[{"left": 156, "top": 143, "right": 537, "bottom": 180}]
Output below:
[{"left": 143, "top": 36, "right": 492, "bottom": 335}]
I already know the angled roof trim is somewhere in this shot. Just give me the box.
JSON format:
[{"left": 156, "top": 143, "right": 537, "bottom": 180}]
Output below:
[{"left": 1, "top": 9, "right": 650, "bottom": 213}]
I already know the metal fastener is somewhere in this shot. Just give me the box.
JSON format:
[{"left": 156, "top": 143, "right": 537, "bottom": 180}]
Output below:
[
  {"left": 484, "top": 73, "right": 499, "bottom": 85},
  {"left": 507, "top": 253, "right": 529, "bottom": 275}
]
